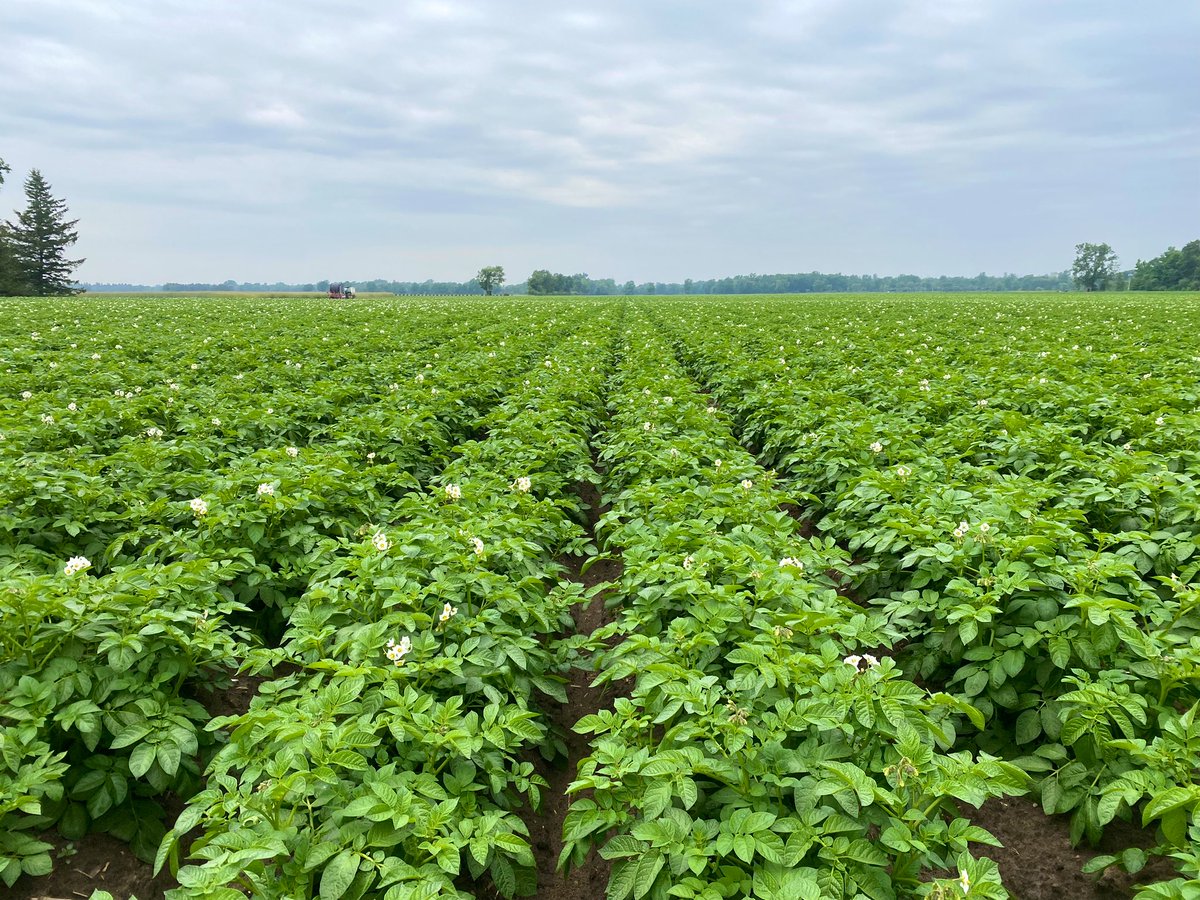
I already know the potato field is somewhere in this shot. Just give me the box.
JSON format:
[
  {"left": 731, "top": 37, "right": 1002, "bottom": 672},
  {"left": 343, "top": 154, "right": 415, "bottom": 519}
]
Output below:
[{"left": 2, "top": 293, "right": 1199, "bottom": 900}]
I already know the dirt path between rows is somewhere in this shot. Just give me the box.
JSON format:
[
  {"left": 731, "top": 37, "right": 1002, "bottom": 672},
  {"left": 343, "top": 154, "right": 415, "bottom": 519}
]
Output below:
[{"left": 502, "top": 479, "right": 628, "bottom": 900}]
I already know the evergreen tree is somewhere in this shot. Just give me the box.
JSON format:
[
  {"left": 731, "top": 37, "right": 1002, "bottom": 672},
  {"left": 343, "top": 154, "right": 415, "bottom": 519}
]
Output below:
[{"left": 6, "top": 169, "right": 84, "bottom": 295}]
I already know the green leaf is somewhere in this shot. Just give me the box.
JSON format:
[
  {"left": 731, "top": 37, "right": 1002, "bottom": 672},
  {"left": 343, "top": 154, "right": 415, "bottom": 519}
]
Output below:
[
  {"left": 1042, "top": 777, "right": 1063, "bottom": 815},
  {"left": 156, "top": 742, "right": 182, "bottom": 776},
  {"left": 608, "top": 859, "right": 636, "bottom": 900},
  {"left": 963, "top": 669, "right": 989, "bottom": 697},
  {"left": 128, "top": 743, "right": 156, "bottom": 778},
  {"left": 1015, "top": 709, "right": 1041, "bottom": 745},
  {"left": 632, "top": 852, "right": 664, "bottom": 899},
  {"left": 1120, "top": 848, "right": 1147, "bottom": 874},
  {"left": 1143, "top": 787, "right": 1196, "bottom": 826},
  {"left": 320, "top": 850, "right": 359, "bottom": 900}
]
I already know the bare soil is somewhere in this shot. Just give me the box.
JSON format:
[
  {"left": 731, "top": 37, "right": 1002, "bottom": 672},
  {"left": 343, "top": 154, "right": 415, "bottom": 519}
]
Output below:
[
  {"left": 6, "top": 832, "right": 176, "bottom": 900},
  {"left": 968, "top": 797, "right": 1176, "bottom": 899},
  {"left": 511, "top": 478, "right": 630, "bottom": 900}
]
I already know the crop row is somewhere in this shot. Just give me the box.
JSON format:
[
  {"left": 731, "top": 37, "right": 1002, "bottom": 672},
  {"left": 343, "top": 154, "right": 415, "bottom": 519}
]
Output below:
[{"left": 562, "top": 315, "right": 1027, "bottom": 899}]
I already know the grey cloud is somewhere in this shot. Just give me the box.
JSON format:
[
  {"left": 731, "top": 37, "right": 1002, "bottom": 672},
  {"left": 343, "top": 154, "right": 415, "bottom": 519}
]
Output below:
[{"left": 0, "top": 0, "right": 1196, "bottom": 282}]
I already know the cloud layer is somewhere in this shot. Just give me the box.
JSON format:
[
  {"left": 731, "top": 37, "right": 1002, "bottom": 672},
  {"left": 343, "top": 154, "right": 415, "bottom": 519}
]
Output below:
[{"left": 2, "top": 0, "right": 1196, "bottom": 282}]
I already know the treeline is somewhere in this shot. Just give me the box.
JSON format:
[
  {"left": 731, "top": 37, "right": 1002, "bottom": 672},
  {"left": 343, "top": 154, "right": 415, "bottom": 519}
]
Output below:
[
  {"left": 0, "top": 156, "right": 84, "bottom": 295},
  {"left": 520, "top": 270, "right": 1075, "bottom": 295},
  {"left": 1130, "top": 241, "right": 1200, "bottom": 291},
  {"left": 84, "top": 244, "right": 1200, "bottom": 298}
]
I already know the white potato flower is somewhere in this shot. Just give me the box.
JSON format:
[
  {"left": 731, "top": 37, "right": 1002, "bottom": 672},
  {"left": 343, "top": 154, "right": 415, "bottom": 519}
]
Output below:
[
  {"left": 384, "top": 635, "right": 412, "bottom": 666},
  {"left": 190, "top": 497, "right": 208, "bottom": 517},
  {"left": 63, "top": 556, "right": 91, "bottom": 576}
]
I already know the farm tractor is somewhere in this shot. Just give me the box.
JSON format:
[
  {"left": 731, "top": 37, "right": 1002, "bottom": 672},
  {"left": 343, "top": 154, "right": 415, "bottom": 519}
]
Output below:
[{"left": 328, "top": 283, "right": 357, "bottom": 299}]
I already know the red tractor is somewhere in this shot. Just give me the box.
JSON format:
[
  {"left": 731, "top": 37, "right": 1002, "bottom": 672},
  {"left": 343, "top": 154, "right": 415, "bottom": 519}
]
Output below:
[{"left": 328, "top": 282, "right": 357, "bottom": 299}]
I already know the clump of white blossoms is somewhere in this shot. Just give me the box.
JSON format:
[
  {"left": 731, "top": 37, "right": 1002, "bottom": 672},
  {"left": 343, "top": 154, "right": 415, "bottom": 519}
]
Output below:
[
  {"left": 256, "top": 483, "right": 275, "bottom": 498},
  {"left": 63, "top": 556, "right": 91, "bottom": 576},
  {"left": 470, "top": 536, "right": 485, "bottom": 556},
  {"left": 919, "top": 379, "right": 930, "bottom": 391},
  {"left": 190, "top": 497, "right": 208, "bottom": 517},
  {"left": 67, "top": 402, "right": 77, "bottom": 412},
  {"left": 844, "top": 653, "right": 880, "bottom": 671},
  {"left": 40, "top": 414, "right": 54, "bottom": 424},
  {"left": 779, "top": 557, "right": 804, "bottom": 571},
  {"left": 1155, "top": 416, "right": 1165, "bottom": 426},
  {"left": 415, "top": 373, "right": 425, "bottom": 383},
  {"left": 21, "top": 390, "right": 32, "bottom": 400},
  {"left": 952, "top": 521, "right": 969, "bottom": 539},
  {"left": 371, "top": 531, "right": 391, "bottom": 552},
  {"left": 512, "top": 476, "right": 532, "bottom": 493},
  {"left": 895, "top": 465, "right": 912, "bottom": 479},
  {"left": 870, "top": 441, "right": 883, "bottom": 453},
  {"left": 438, "top": 602, "right": 458, "bottom": 624},
  {"left": 444, "top": 484, "right": 462, "bottom": 501},
  {"left": 682, "top": 554, "right": 695, "bottom": 570},
  {"left": 740, "top": 479, "right": 754, "bottom": 491},
  {"left": 366, "top": 451, "right": 376, "bottom": 461},
  {"left": 643, "top": 422, "right": 654, "bottom": 432},
  {"left": 211, "top": 418, "right": 221, "bottom": 426},
  {"left": 145, "top": 427, "right": 164, "bottom": 438},
  {"left": 976, "top": 398, "right": 989, "bottom": 408},
  {"left": 384, "top": 635, "right": 412, "bottom": 666},
  {"left": 286, "top": 446, "right": 299, "bottom": 458}
]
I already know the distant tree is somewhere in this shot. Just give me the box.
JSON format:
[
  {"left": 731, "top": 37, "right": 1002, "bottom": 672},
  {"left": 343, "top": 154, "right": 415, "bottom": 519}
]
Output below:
[
  {"left": 1130, "top": 240, "right": 1200, "bottom": 291},
  {"left": 527, "top": 269, "right": 553, "bottom": 295},
  {"left": 1071, "top": 242, "right": 1118, "bottom": 292},
  {"left": 475, "top": 265, "right": 505, "bottom": 296},
  {"left": 6, "top": 169, "right": 84, "bottom": 295}
]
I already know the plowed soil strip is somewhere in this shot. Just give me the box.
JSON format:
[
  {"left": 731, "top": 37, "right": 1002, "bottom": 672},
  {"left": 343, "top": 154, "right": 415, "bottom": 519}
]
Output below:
[{"left": 515, "top": 478, "right": 626, "bottom": 900}]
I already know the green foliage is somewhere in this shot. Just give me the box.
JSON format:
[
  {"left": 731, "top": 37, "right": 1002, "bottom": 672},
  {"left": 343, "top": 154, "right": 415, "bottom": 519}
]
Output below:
[
  {"left": 1131, "top": 240, "right": 1200, "bottom": 291},
  {"left": 474, "top": 265, "right": 505, "bottom": 296},
  {"left": 4, "top": 169, "right": 84, "bottom": 296},
  {"left": 526, "top": 269, "right": 592, "bottom": 295},
  {"left": 1072, "top": 242, "right": 1119, "bottom": 292}
]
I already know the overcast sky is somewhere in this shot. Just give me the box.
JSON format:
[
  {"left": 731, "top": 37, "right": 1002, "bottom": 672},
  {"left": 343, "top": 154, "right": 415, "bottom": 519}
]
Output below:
[{"left": 1, "top": 0, "right": 1196, "bottom": 284}]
